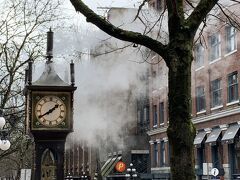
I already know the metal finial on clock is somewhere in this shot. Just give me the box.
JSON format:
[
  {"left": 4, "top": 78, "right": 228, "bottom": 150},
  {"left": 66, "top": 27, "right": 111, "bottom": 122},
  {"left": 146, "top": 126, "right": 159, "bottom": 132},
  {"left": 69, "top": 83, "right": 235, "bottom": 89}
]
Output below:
[{"left": 46, "top": 28, "right": 53, "bottom": 61}]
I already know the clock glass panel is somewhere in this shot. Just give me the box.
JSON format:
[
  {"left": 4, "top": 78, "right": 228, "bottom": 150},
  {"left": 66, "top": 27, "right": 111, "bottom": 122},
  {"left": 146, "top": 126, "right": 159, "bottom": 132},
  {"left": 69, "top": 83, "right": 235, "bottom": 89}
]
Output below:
[{"left": 35, "top": 95, "right": 66, "bottom": 127}]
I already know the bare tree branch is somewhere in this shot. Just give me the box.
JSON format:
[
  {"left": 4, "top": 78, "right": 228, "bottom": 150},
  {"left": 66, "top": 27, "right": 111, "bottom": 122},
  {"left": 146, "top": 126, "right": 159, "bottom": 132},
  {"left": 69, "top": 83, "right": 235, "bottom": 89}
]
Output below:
[
  {"left": 133, "top": 0, "right": 148, "bottom": 22},
  {"left": 70, "top": 0, "right": 168, "bottom": 60},
  {"left": 186, "top": 0, "right": 219, "bottom": 36}
]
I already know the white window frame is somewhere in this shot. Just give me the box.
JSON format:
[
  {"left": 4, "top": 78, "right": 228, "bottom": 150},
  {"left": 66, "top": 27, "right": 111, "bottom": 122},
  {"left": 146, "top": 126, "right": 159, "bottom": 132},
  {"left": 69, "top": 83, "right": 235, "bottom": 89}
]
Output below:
[
  {"left": 196, "top": 86, "right": 206, "bottom": 112},
  {"left": 195, "top": 43, "right": 205, "bottom": 69},
  {"left": 225, "top": 25, "right": 237, "bottom": 55},
  {"left": 211, "top": 78, "right": 222, "bottom": 108},
  {"left": 227, "top": 71, "right": 238, "bottom": 103},
  {"left": 209, "top": 33, "right": 221, "bottom": 63}
]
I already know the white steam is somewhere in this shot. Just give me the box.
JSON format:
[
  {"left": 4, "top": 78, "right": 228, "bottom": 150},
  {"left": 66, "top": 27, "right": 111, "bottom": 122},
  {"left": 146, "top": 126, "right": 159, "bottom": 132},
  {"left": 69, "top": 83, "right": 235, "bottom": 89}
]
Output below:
[{"left": 47, "top": 7, "right": 155, "bottom": 151}]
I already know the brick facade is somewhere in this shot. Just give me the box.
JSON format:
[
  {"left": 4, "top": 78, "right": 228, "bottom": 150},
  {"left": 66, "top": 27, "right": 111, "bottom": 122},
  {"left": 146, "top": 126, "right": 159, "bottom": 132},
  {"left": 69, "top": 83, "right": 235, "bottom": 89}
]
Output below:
[{"left": 147, "top": 1, "right": 240, "bottom": 179}]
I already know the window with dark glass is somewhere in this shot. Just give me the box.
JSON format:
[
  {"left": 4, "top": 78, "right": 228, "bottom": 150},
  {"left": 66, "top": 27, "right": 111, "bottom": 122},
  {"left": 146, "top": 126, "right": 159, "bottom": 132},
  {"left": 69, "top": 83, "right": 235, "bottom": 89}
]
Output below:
[
  {"left": 160, "top": 141, "right": 165, "bottom": 167},
  {"left": 212, "top": 145, "right": 220, "bottom": 168},
  {"left": 145, "top": 106, "right": 150, "bottom": 123},
  {"left": 137, "top": 110, "right": 141, "bottom": 123},
  {"left": 228, "top": 72, "right": 238, "bottom": 103},
  {"left": 140, "top": 109, "right": 144, "bottom": 125},
  {"left": 196, "top": 147, "right": 205, "bottom": 175},
  {"left": 153, "top": 142, "right": 158, "bottom": 167},
  {"left": 230, "top": 142, "right": 240, "bottom": 174},
  {"left": 132, "top": 153, "right": 149, "bottom": 173},
  {"left": 159, "top": 102, "right": 164, "bottom": 124},
  {"left": 235, "top": 143, "right": 240, "bottom": 174},
  {"left": 145, "top": 105, "right": 150, "bottom": 129},
  {"left": 226, "top": 26, "right": 236, "bottom": 54},
  {"left": 168, "top": 141, "right": 171, "bottom": 166},
  {"left": 153, "top": 105, "right": 157, "bottom": 127},
  {"left": 211, "top": 78, "right": 222, "bottom": 108},
  {"left": 195, "top": 43, "right": 204, "bottom": 69},
  {"left": 209, "top": 33, "right": 220, "bottom": 61},
  {"left": 196, "top": 86, "right": 206, "bottom": 112}
]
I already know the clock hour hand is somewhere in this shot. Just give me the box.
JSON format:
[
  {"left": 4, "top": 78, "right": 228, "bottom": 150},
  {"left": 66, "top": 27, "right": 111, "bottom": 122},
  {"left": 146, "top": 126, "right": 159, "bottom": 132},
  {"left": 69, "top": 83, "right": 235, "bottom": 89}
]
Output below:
[{"left": 38, "top": 104, "right": 59, "bottom": 118}]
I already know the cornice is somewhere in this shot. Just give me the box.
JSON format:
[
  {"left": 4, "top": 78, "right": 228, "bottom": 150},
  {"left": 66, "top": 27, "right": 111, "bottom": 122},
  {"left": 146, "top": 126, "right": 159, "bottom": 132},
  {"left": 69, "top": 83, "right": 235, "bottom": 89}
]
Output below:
[{"left": 147, "top": 106, "right": 240, "bottom": 136}]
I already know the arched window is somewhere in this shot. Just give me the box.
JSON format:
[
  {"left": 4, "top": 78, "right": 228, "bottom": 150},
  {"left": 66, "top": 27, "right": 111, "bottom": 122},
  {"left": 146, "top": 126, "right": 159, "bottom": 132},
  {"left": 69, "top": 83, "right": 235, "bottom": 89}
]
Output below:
[{"left": 41, "top": 149, "right": 56, "bottom": 180}]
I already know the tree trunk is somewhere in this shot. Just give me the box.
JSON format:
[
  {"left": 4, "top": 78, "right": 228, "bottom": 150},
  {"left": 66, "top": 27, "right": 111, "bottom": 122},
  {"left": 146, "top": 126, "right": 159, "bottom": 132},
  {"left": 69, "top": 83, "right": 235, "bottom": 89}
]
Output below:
[{"left": 166, "top": 40, "right": 196, "bottom": 180}]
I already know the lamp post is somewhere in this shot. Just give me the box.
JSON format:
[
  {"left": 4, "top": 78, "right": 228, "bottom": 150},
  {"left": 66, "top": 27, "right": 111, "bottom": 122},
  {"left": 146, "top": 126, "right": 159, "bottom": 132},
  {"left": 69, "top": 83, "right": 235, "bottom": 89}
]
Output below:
[
  {"left": 0, "top": 109, "right": 11, "bottom": 151},
  {"left": 65, "top": 172, "right": 73, "bottom": 180},
  {"left": 93, "top": 172, "right": 98, "bottom": 180},
  {"left": 125, "top": 163, "right": 137, "bottom": 180},
  {"left": 80, "top": 172, "right": 88, "bottom": 180}
]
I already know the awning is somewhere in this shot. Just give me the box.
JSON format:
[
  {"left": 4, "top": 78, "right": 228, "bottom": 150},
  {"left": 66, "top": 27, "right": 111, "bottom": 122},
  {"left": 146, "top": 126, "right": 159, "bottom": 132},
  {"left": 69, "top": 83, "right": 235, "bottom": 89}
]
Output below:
[
  {"left": 222, "top": 123, "right": 240, "bottom": 144},
  {"left": 101, "top": 155, "right": 122, "bottom": 177},
  {"left": 194, "top": 130, "right": 207, "bottom": 148},
  {"left": 205, "top": 128, "right": 222, "bottom": 146},
  {"left": 100, "top": 157, "right": 113, "bottom": 176}
]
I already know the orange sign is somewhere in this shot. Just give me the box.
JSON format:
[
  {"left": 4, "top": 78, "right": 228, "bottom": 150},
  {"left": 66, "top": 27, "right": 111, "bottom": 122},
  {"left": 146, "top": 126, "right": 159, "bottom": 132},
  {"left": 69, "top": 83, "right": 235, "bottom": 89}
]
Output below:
[{"left": 115, "top": 161, "right": 126, "bottom": 172}]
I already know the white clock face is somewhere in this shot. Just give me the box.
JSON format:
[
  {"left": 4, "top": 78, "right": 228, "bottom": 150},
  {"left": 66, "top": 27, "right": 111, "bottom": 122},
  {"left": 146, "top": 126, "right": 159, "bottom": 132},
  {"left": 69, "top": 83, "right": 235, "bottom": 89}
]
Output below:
[{"left": 35, "top": 95, "right": 66, "bottom": 127}]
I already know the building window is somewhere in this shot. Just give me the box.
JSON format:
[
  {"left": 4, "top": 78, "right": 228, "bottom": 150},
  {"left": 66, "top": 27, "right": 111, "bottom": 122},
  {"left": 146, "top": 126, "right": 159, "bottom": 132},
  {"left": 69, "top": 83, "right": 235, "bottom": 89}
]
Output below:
[
  {"left": 144, "top": 105, "right": 150, "bottom": 129},
  {"left": 159, "top": 102, "right": 164, "bottom": 124},
  {"left": 235, "top": 143, "right": 240, "bottom": 174},
  {"left": 196, "top": 86, "right": 206, "bottom": 112},
  {"left": 160, "top": 141, "right": 165, "bottom": 167},
  {"left": 197, "top": 146, "right": 205, "bottom": 174},
  {"left": 228, "top": 72, "right": 238, "bottom": 103},
  {"left": 137, "top": 110, "right": 141, "bottom": 123},
  {"left": 145, "top": 106, "right": 150, "bottom": 122},
  {"left": 226, "top": 26, "right": 236, "bottom": 54},
  {"left": 153, "top": 105, "right": 157, "bottom": 127},
  {"left": 212, "top": 145, "right": 220, "bottom": 168},
  {"left": 229, "top": 142, "right": 240, "bottom": 174},
  {"left": 195, "top": 44, "right": 204, "bottom": 69},
  {"left": 168, "top": 141, "right": 171, "bottom": 166},
  {"left": 209, "top": 33, "right": 221, "bottom": 61},
  {"left": 153, "top": 142, "right": 158, "bottom": 167},
  {"left": 211, "top": 78, "right": 222, "bottom": 108}
]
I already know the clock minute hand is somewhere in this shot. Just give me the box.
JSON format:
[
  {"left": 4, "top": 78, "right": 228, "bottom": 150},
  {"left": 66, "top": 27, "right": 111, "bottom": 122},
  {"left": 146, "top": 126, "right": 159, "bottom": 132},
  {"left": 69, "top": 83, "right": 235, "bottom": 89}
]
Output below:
[{"left": 38, "top": 104, "right": 59, "bottom": 118}]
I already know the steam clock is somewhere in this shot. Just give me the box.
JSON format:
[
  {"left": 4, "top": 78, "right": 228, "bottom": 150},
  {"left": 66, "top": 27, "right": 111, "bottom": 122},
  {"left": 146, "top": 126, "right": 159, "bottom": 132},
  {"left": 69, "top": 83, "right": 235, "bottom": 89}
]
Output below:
[{"left": 25, "top": 29, "right": 77, "bottom": 180}]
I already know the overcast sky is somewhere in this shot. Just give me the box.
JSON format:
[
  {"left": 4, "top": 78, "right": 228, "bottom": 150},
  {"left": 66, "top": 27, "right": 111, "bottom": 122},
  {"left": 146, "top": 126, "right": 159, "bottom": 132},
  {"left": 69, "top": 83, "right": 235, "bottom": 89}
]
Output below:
[
  {"left": 71, "top": 0, "right": 140, "bottom": 10},
  {"left": 65, "top": 0, "right": 141, "bottom": 16}
]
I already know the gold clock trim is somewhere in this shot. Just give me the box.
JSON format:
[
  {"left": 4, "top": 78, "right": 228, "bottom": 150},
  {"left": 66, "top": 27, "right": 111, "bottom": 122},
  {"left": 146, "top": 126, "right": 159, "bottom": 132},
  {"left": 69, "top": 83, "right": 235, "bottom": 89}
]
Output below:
[
  {"left": 35, "top": 95, "right": 67, "bottom": 127},
  {"left": 31, "top": 92, "right": 71, "bottom": 130}
]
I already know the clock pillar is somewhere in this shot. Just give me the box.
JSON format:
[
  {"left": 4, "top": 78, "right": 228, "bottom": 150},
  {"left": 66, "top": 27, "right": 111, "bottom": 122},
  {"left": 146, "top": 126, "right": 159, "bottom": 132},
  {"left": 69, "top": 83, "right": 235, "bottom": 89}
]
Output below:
[{"left": 25, "top": 29, "right": 77, "bottom": 180}]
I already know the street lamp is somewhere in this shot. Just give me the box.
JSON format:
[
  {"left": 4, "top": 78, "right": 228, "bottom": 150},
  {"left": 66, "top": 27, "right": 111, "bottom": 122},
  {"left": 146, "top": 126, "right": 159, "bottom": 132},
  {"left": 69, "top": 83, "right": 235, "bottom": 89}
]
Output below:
[
  {"left": 125, "top": 163, "right": 137, "bottom": 180},
  {"left": 93, "top": 172, "right": 98, "bottom": 180},
  {"left": 0, "top": 110, "right": 11, "bottom": 151},
  {"left": 81, "top": 172, "right": 88, "bottom": 180},
  {"left": 65, "top": 172, "right": 75, "bottom": 180}
]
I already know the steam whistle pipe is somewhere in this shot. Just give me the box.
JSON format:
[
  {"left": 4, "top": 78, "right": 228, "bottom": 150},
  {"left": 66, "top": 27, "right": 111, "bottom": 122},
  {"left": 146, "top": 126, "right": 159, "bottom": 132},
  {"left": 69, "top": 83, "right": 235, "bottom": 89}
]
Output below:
[
  {"left": 46, "top": 28, "right": 53, "bottom": 61},
  {"left": 28, "top": 59, "right": 33, "bottom": 85},
  {"left": 70, "top": 60, "right": 75, "bottom": 86}
]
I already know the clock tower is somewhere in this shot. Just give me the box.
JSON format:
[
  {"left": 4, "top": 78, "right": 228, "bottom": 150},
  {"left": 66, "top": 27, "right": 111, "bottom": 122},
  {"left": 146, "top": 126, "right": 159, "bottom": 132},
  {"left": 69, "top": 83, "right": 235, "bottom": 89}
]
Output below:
[{"left": 25, "top": 29, "right": 77, "bottom": 180}]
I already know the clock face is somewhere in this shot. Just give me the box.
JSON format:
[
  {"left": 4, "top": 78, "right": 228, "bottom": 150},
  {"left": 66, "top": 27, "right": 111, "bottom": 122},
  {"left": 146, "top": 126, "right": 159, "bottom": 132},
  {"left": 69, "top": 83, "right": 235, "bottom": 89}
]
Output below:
[{"left": 35, "top": 95, "right": 66, "bottom": 127}]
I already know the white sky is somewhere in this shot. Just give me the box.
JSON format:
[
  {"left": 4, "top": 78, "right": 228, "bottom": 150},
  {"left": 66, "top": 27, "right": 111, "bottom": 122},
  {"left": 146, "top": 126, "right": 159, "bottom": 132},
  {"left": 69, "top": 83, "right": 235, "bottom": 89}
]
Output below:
[
  {"left": 64, "top": 0, "right": 141, "bottom": 16},
  {"left": 69, "top": 0, "right": 140, "bottom": 10}
]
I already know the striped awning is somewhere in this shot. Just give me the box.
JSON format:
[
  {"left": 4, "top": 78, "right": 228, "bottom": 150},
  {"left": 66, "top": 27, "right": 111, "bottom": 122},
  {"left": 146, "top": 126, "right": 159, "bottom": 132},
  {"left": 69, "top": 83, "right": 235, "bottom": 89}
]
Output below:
[
  {"left": 194, "top": 130, "right": 207, "bottom": 148},
  {"left": 101, "top": 155, "right": 122, "bottom": 177},
  {"left": 205, "top": 127, "right": 221, "bottom": 146},
  {"left": 222, "top": 123, "right": 240, "bottom": 144}
]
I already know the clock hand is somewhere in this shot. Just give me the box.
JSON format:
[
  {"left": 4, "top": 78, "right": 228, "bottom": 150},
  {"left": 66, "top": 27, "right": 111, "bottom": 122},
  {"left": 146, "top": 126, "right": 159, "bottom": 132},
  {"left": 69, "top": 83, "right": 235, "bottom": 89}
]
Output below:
[{"left": 38, "top": 104, "right": 59, "bottom": 118}]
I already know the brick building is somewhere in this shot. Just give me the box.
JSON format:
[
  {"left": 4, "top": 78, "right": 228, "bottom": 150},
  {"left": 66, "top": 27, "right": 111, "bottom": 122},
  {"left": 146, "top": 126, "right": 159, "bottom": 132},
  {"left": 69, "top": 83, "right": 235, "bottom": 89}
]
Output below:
[{"left": 147, "top": 1, "right": 240, "bottom": 180}]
